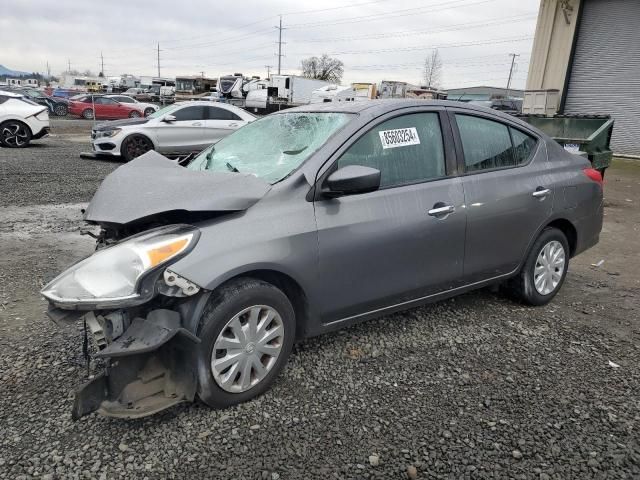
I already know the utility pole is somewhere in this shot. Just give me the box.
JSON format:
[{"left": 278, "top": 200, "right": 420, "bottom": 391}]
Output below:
[
  {"left": 100, "top": 52, "right": 104, "bottom": 76},
  {"left": 68, "top": 59, "right": 71, "bottom": 73},
  {"left": 199, "top": 71, "right": 205, "bottom": 78},
  {"left": 275, "top": 15, "right": 286, "bottom": 75},
  {"left": 505, "top": 53, "right": 519, "bottom": 99},
  {"left": 157, "top": 43, "right": 161, "bottom": 78},
  {"left": 46, "top": 61, "right": 51, "bottom": 79},
  {"left": 265, "top": 65, "right": 272, "bottom": 79}
]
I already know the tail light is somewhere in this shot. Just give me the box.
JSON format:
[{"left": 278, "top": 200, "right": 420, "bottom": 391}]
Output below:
[{"left": 583, "top": 168, "right": 603, "bottom": 187}]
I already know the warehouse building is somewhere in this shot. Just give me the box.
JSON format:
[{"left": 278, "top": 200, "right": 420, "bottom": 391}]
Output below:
[{"left": 526, "top": 0, "right": 640, "bottom": 157}]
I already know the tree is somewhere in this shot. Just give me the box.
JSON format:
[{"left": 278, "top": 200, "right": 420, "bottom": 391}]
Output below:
[
  {"left": 423, "top": 49, "right": 443, "bottom": 89},
  {"left": 301, "top": 54, "right": 344, "bottom": 83}
]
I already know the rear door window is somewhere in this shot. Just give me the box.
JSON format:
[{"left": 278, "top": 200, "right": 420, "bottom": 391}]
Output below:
[
  {"left": 206, "top": 106, "right": 241, "bottom": 121},
  {"left": 455, "top": 114, "right": 515, "bottom": 171},
  {"left": 510, "top": 127, "right": 537, "bottom": 165},
  {"left": 173, "top": 106, "right": 206, "bottom": 121},
  {"left": 337, "top": 112, "right": 446, "bottom": 188}
]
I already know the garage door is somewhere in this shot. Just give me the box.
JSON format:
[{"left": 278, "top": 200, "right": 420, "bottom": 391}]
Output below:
[{"left": 564, "top": 0, "right": 640, "bottom": 156}]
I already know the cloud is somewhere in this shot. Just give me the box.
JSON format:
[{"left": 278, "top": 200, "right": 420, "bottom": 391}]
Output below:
[{"left": 1, "top": 0, "right": 537, "bottom": 89}]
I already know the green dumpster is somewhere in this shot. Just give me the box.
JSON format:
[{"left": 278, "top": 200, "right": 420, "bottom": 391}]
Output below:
[{"left": 517, "top": 114, "right": 614, "bottom": 173}]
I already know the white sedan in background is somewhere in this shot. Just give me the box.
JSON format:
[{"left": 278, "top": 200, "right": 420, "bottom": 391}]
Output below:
[
  {"left": 104, "top": 94, "right": 159, "bottom": 117},
  {"left": 0, "top": 90, "right": 50, "bottom": 148},
  {"left": 91, "top": 101, "right": 255, "bottom": 161}
]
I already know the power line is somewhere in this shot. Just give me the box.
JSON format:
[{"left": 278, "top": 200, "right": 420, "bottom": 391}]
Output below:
[
  {"left": 294, "top": 13, "right": 537, "bottom": 43},
  {"left": 291, "top": 35, "right": 534, "bottom": 57},
  {"left": 287, "top": 0, "right": 496, "bottom": 28}
]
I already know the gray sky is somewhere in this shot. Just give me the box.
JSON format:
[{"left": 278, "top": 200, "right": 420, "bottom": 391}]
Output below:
[{"left": 1, "top": 0, "right": 539, "bottom": 89}]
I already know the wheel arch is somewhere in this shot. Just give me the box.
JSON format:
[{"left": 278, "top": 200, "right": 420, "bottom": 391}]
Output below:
[
  {"left": 207, "top": 269, "right": 312, "bottom": 341},
  {"left": 544, "top": 218, "right": 578, "bottom": 257}
]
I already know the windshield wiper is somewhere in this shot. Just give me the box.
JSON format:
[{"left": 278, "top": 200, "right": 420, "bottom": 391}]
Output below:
[
  {"left": 226, "top": 162, "right": 239, "bottom": 173},
  {"left": 205, "top": 146, "right": 214, "bottom": 169}
]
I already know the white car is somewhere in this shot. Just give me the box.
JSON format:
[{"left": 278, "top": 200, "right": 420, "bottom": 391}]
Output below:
[
  {"left": 0, "top": 90, "right": 50, "bottom": 148},
  {"left": 104, "top": 94, "right": 158, "bottom": 117},
  {"left": 91, "top": 101, "right": 255, "bottom": 161}
]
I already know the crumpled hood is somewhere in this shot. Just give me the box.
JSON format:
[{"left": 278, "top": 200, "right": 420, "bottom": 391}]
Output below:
[
  {"left": 93, "top": 117, "right": 150, "bottom": 131},
  {"left": 84, "top": 151, "right": 272, "bottom": 225}
]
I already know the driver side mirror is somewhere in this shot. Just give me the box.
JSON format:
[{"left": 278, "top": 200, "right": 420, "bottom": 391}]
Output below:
[
  {"left": 163, "top": 114, "right": 176, "bottom": 123},
  {"left": 323, "top": 165, "right": 381, "bottom": 197}
]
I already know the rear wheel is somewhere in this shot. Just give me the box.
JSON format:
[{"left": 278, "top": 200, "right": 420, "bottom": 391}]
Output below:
[
  {"left": 506, "top": 227, "right": 569, "bottom": 306},
  {"left": 129, "top": 110, "right": 142, "bottom": 118},
  {"left": 82, "top": 108, "right": 94, "bottom": 120},
  {"left": 54, "top": 103, "right": 68, "bottom": 116},
  {"left": 121, "top": 134, "right": 153, "bottom": 161},
  {"left": 196, "top": 278, "right": 295, "bottom": 409},
  {"left": 0, "top": 121, "right": 32, "bottom": 148}
]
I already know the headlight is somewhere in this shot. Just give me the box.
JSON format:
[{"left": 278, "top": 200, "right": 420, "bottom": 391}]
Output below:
[
  {"left": 41, "top": 225, "right": 199, "bottom": 307},
  {"left": 95, "top": 128, "right": 122, "bottom": 138}
]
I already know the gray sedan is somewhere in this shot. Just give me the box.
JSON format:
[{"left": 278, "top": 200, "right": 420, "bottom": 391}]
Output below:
[{"left": 41, "top": 100, "right": 604, "bottom": 419}]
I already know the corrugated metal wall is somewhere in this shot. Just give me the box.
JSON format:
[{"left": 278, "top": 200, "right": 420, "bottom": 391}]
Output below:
[{"left": 564, "top": 0, "right": 640, "bottom": 156}]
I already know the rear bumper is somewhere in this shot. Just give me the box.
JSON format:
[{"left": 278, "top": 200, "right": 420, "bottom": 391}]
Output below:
[
  {"left": 33, "top": 127, "right": 50, "bottom": 139},
  {"left": 573, "top": 198, "right": 604, "bottom": 257}
]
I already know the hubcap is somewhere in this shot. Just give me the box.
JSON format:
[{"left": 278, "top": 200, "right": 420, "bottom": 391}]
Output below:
[
  {"left": 126, "top": 136, "right": 151, "bottom": 158},
  {"left": 211, "top": 305, "right": 285, "bottom": 393},
  {"left": 533, "top": 240, "right": 565, "bottom": 295},
  {"left": 1, "top": 123, "right": 28, "bottom": 147}
]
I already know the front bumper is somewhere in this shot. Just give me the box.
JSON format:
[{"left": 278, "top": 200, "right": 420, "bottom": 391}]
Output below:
[
  {"left": 92, "top": 132, "right": 123, "bottom": 155},
  {"left": 62, "top": 308, "right": 201, "bottom": 419}
]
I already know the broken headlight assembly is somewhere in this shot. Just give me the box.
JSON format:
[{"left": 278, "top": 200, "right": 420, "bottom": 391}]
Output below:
[{"left": 41, "top": 225, "right": 200, "bottom": 309}]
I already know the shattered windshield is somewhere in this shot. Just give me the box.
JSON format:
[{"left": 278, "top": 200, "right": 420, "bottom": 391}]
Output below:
[{"left": 187, "top": 112, "right": 353, "bottom": 183}]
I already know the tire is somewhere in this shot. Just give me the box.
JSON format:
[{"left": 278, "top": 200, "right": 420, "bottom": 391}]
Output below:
[
  {"left": 129, "top": 110, "right": 142, "bottom": 118},
  {"left": 121, "top": 134, "right": 153, "bottom": 161},
  {"left": 144, "top": 107, "right": 155, "bottom": 117},
  {"left": 54, "top": 103, "right": 68, "bottom": 116},
  {"left": 196, "top": 278, "right": 296, "bottom": 409},
  {"left": 506, "top": 227, "right": 569, "bottom": 306},
  {"left": 0, "top": 121, "right": 32, "bottom": 148},
  {"left": 82, "top": 108, "right": 94, "bottom": 120}
]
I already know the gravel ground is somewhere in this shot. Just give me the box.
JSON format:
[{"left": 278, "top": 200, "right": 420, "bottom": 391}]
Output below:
[{"left": 0, "top": 119, "right": 639, "bottom": 479}]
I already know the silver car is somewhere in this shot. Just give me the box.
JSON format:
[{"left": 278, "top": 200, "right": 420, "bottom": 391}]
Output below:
[
  {"left": 91, "top": 101, "right": 255, "bottom": 161},
  {"left": 42, "top": 100, "right": 604, "bottom": 419}
]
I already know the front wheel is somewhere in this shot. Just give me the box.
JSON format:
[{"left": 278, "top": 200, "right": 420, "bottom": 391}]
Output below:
[
  {"left": 0, "top": 121, "right": 32, "bottom": 148},
  {"left": 506, "top": 227, "right": 569, "bottom": 306},
  {"left": 196, "top": 278, "right": 295, "bottom": 409},
  {"left": 144, "top": 107, "right": 155, "bottom": 117},
  {"left": 121, "top": 134, "right": 153, "bottom": 161}
]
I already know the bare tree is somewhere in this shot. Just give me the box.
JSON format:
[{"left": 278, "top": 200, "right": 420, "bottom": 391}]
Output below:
[
  {"left": 423, "top": 49, "right": 443, "bottom": 89},
  {"left": 301, "top": 54, "right": 344, "bottom": 83}
]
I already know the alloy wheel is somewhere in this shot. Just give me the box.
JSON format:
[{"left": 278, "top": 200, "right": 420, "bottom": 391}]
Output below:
[
  {"left": 54, "top": 104, "right": 67, "bottom": 116},
  {"left": 1, "top": 123, "right": 30, "bottom": 147},
  {"left": 211, "top": 305, "right": 285, "bottom": 393},
  {"left": 125, "top": 136, "right": 152, "bottom": 159},
  {"left": 533, "top": 240, "right": 565, "bottom": 295}
]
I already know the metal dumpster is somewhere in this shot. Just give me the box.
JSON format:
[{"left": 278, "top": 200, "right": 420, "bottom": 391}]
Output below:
[{"left": 517, "top": 114, "right": 614, "bottom": 173}]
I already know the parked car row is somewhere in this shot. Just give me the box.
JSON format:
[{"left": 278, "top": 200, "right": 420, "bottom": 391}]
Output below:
[
  {"left": 2, "top": 86, "right": 69, "bottom": 116},
  {"left": 0, "top": 90, "right": 50, "bottom": 147},
  {"left": 68, "top": 94, "right": 159, "bottom": 120}
]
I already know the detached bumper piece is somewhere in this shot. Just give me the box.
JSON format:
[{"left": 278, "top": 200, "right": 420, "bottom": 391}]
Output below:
[{"left": 72, "top": 309, "right": 200, "bottom": 420}]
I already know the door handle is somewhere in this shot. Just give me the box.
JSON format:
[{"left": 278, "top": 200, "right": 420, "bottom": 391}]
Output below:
[
  {"left": 229, "top": 122, "right": 239, "bottom": 127},
  {"left": 532, "top": 188, "right": 551, "bottom": 198},
  {"left": 192, "top": 122, "right": 202, "bottom": 126},
  {"left": 428, "top": 204, "right": 455, "bottom": 216}
]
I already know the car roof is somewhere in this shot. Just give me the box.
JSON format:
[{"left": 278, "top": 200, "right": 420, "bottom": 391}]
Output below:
[
  {"left": 0, "top": 90, "right": 23, "bottom": 98},
  {"left": 173, "top": 101, "right": 244, "bottom": 111}
]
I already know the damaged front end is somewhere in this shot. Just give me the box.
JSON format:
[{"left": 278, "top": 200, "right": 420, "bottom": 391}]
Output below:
[{"left": 42, "top": 224, "right": 208, "bottom": 419}]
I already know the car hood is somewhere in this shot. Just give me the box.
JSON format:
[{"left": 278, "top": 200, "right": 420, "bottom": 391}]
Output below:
[
  {"left": 93, "top": 117, "right": 150, "bottom": 131},
  {"left": 84, "top": 151, "right": 272, "bottom": 225}
]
